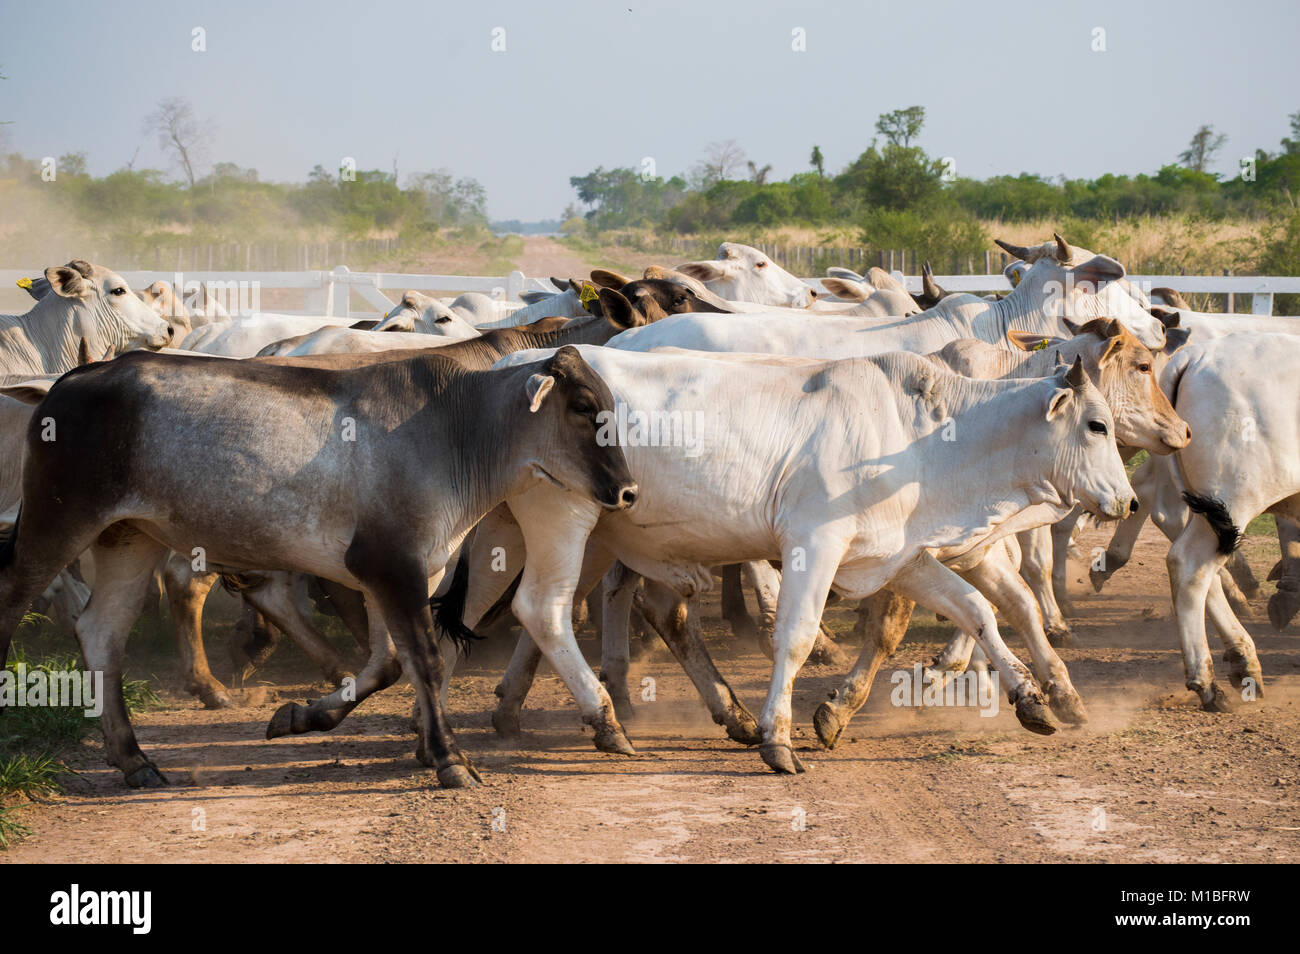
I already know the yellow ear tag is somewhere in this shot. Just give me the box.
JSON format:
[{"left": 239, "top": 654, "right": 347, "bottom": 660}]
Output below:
[
  {"left": 1009, "top": 269, "right": 1022, "bottom": 288},
  {"left": 1031, "top": 339, "right": 1049, "bottom": 351},
  {"left": 578, "top": 282, "right": 599, "bottom": 309},
  {"left": 16, "top": 277, "right": 33, "bottom": 289}
]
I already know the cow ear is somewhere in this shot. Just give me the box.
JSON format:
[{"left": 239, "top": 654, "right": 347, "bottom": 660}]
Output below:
[
  {"left": 1046, "top": 387, "right": 1072, "bottom": 421},
  {"left": 1071, "top": 253, "right": 1126, "bottom": 285},
  {"left": 1150, "top": 306, "right": 1181, "bottom": 328},
  {"left": 597, "top": 288, "right": 639, "bottom": 329},
  {"left": 820, "top": 277, "right": 868, "bottom": 301},
  {"left": 0, "top": 378, "right": 55, "bottom": 405},
  {"left": 1007, "top": 330, "right": 1061, "bottom": 352},
  {"left": 1099, "top": 335, "right": 1125, "bottom": 366},
  {"left": 45, "top": 264, "right": 90, "bottom": 298},
  {"left": 1162, "top": 327, "right": 1192, "bottom": 355},
  {"left": 590, "top": 269, "right": 631, "bottom": 289},
  {"left": 519, "top": 290, "right": 550, "bottom": 304},
  {"left": 525, "top": 373, "right": 555, "bottom": 413},
  {"left": 675, "top": 261, "right": 727, "bottom": 283}
]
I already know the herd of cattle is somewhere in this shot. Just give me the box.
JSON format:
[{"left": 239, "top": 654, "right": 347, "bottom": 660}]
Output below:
[{"left": 0, "top": 234, "right": 1296, "bottom": 788}]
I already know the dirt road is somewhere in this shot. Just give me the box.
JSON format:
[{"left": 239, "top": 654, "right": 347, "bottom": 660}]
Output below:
[{"left": 4, "top": 521, "right": 1298, "bottom": 864}]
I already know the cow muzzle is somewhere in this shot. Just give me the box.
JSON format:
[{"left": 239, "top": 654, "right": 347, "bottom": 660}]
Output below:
[{"left": 603, "top": 481, "right": 639, "bottom": 511}]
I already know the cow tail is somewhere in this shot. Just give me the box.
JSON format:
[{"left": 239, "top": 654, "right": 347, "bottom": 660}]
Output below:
[
  {"left": 1182, "top": 493, "right": 1242, "bottom": 555},
  {"left": 429, "top": 551, "right": 482, "bottom": 656},
  {"left": 1163, "top": 351, "right": 1243, "bottom": 556}
]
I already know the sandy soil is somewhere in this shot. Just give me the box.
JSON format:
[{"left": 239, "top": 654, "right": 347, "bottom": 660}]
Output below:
[{"left": 3, "top": 519, "right": 1299, "bottom": 864}]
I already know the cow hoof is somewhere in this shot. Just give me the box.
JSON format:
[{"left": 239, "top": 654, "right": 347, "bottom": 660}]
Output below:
[
  {"left": 491, "top": 708, "right": 522, "bottom": 739},
  {"left": 198, "top": 688, "right": 233, "bottom": 710},
  {"left": 759, "top": 742, "right": 806, "bottom": 775},
  {"left": 722, "top": 706, "right": 762, "bottom": 746},
  {"left": 327, "top": 668, "right": 355, "bottom": 688},
  {"left": 1014, "top": 696, "right": 1058, "bottom": 735},
  {"left": 1045, "top": 624, "right": 1074, "bottom": 648},
  {"left": 1268, "top": 591, "right": 1300, "bottom": 631},
  {"left": 813, "top": 702, "right": 844, "bottom": 749},
  {"left": 593, "top": 723, "right": 636, "bottom": 756},
  {"left": 1198, "top": 683, "right": 1234, "bottom": 713},
  {"left": 436, "top": 764, "right": 481, "bottom": 789},
  {"left": 1088, "top": 566, "right": 1112, "bottom": 593},
  {"left": 125, "top": 764, "right": 169, "bottom": 788},
  {"left": 1045, "top": 685, "right": 1088, "bottom": 725},
  {"left": 266, "top": 702, "right": 300, "bottom": 739}
]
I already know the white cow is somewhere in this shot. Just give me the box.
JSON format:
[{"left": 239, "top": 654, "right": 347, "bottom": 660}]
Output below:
[
  {"left": 449, "top": 345, "right": 1133, "bottom": 774},
  {"left": 1119, "top": 333, "right": 1300, "bottom": 710},
  {"left": 1, "top": 261, "right": 173, "bottom": 375},
  {"left": 609, "top": 235, "right": 1168, "bottom": 356},
  {"left": 369, "top": 291, "right": 484, "bottom": 336},
  {"left": 674, "top": 242, "right": 821, "bottom": 308},
  {"left": 256, "top": 326, "right": 477, "bottom": 357}
]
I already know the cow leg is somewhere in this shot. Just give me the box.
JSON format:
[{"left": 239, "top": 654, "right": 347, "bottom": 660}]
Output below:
[
  {"left": 961, "top": 543, "right": 1087, "bottom": 724},
  {"left": 41, "top": 568, "right": 91, "bottom": 633},
  {"left": 1048, "top": 512, "right": 1081, "bottom": 619},
  {"left": 230, "top": 604, "right": 281, "bottom": 686},
  {"left": 315, "top": 578, "right": 371, "bottom": 652},
  {"left": 719, "top": 563, "right": 758, "bottom": 643},
  {"left": 600, "top": 562, "right": 638, "bottom": 722},
  {"left": 160, "top": 554, "right": 230, "bottom": 709},
  {"left": 738, "top": 561, "right": 774, "bottom": 657},
  {"left": 1091, "top": 456, "right": 1162, "bottom": 591},
  {"left": 1020, "top": 525, "right": 1073, "bottom": 645},
  {"left": 1268, "top": 517, "right": 1300, "bottom": 630},
  {"left": 889, "top": 552, "right": 1055, "bottom": 735},
  {"left": 756, "top": 542, "right": 847, "bottom": 774},
  {"left": 634, "top": 582, "right": 761, "bottom": 745},
  {"left": 1204, "top": 573, "right": 1264, "bottom": 694},
  {"left": 1166, "top": 518, "right": 1234, "bottom": 711},
  {"left": 506, "top": 497, "right": 632, "bottom": 755},
  {"left": 813, "top": 589, "right": 915, "bottom": 749},
  {"left": 266, "top": 605, "right": 401, "bottom": 738},
  {"left": 241, "top": 572, "right": 354, "bottom": 686},
  {"left": 492, "top": 635, "right": 544, "bottom": 739},
  {"left": 75, "top": 531, "right": 173, "bottom": 787}
]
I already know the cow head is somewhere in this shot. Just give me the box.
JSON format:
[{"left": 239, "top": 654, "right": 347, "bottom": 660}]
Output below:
[
  {"left": 994, "top": 233, "right": 1166, "bottom": 348},
  {"left": 1040, "top": 356, "right": 1136, "bottom": 520},
  {"left": 674, "top": 242, "right": 818, "bottom": 308},
  {"left": 43, "top": 260, "right": 173, "bottom": 352},
  {"left": 1012, "top": 318, "right": 1191, "bottom": 455},
  {"left": 589, "top": 280, "right": 733, "bottom": 325},
  {"left": 374, "top": 291, "right": 480, "bottom": 339},
  {"left": 518, "top": 345, "right": 637, "bottom": 511},
  {"left": 139, "top": 280, "right": 192, "bottom": 342}
]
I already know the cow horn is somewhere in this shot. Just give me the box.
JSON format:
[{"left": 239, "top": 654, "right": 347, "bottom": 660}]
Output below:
[
  {"left": 1150, "top": 306, "right": 1181, "bottom": 329},
  {"left": 921, "top": 261, "right": 943, "bottom": 300},
  {"left": 1053, "top": 233, "right": 1071, "bottom": 263},
  {"left": 1066, "top": 355, "right": 1087, "bottom": 390},
  {"left": 994, "top": 238, "right": 1034, "bottom": 261},
  {"left": 1053, "top": 350, "right": 1066, "bottom": 368},
  {"left": 1062, "top": 317, "right": 1083, "bottom": 336}
]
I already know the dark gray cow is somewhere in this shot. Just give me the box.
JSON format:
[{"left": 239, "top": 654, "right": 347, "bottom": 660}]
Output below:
[{"left": 0, "top": 346, "right": 636, "bottom": 788}]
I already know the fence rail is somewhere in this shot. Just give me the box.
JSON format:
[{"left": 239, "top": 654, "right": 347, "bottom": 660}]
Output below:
[{"left": 4, "top": 265, "right": 1299, "bottom": 317}]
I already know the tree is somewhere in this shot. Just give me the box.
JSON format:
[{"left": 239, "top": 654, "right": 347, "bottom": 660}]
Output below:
[
  {"left": 144, "top": 97, "right": 211, "bottom": 188},
  {"left": 1281, "top": 110, "right": 1300, "bottom": 156},
  {"left": 1178, "top": 124, "right": 1227, "bottom": 174},
  {"left": 810, "top": 145, "right": 825, "bottom": 181},
  {"left": 747, "top": 160, "right": 772, "bottom": 185},
  {"left": 875, "top": 106, "right": 925, "bottom": 148},
  {"left": 693, "top": 139, "right": 747, "bottom": 187}
]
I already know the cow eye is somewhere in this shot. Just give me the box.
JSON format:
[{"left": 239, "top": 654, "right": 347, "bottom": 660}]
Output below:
[
  {"left": 436, "top": 316, "right": 451, "bottom": 324},
  {"left": 755, "top": 261, "right": 767, "bottom": 269},
  {"left": 1088, "top": 421, "right": 1108, "bottom": 435},
  {"left": 111, "top": 287, "right": 126, "bottom": 296},
  {"left": 1138, "top": 363, "right": 1151, "bottom": 373}
]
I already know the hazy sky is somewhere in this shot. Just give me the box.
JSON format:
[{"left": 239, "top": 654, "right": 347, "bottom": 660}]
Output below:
[{"left": 2, "top": 0, "right": 1298, "bottom": 220}]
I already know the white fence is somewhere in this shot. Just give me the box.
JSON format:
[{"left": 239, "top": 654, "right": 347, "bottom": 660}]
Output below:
[{"left": 4, "top": 265, "right": 1300, "bottom": 317}]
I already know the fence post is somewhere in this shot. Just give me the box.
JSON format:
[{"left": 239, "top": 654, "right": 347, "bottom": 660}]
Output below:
[
  {"left": 328, "top": 266, "right": 351, "bottom": 317},
  {"left": 1252, "top": 284, "right": 1274, "bottom": 316},
  {"left": 507, "top": 270, "right": 526, "bottom": 301}
]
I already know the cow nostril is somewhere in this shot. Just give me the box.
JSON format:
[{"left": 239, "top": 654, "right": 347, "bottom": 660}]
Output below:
[
  {"left": 1129, "top": 498, "right": 1140, "bottom": 514},
  {"left": 1184, "top": 425, "right": 1192, "bottom": 441},
  {"left": 166, "top": 326, "right": 176, "bottom": 339},
  {"left": 619, "top": 486, "right": 638, "bottom": 507}
]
